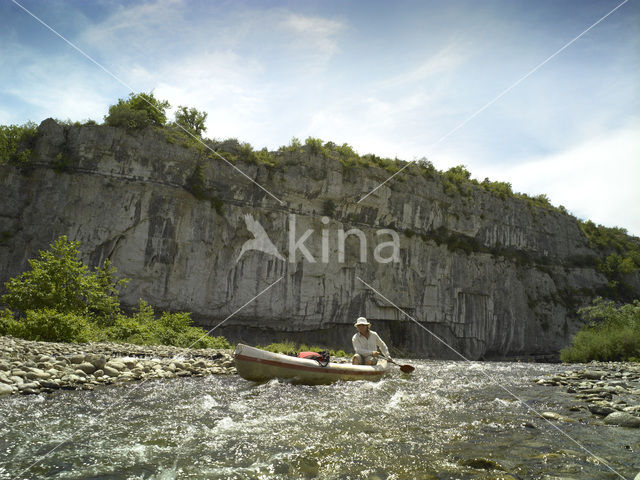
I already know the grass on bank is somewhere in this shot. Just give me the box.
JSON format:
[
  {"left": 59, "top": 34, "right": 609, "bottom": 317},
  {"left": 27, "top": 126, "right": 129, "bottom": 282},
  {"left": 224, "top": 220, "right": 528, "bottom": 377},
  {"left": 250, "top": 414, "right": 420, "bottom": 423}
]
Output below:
[
  {"left": 560, "top": 298, "right": 640, "bottom": 363},
  {"left": 259, "top": 340, "right": 348, "bottom": 358}
]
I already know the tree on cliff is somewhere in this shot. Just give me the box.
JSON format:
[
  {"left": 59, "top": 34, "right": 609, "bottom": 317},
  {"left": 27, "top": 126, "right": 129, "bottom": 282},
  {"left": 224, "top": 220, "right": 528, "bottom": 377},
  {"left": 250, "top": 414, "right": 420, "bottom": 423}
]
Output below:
[
  {"left": 174, "top": 106, "right": 207, "bottom": 136},
  {"left": 104, "top": 92, "right": 170, "bottom": 129}
]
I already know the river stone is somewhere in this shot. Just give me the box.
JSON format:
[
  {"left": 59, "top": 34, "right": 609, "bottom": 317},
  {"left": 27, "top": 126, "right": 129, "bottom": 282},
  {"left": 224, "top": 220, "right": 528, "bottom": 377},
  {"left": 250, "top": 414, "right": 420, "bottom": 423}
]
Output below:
[
  {"left": 0, "top": 383, "right": 13, "bottom": 396},
  {"left": 21, "top": 387, "right": 40, "bottom": 395},
  {"left": 581, "top": 370, "right": 607, "bottom": 380},
  {"left": 105, "top": 360, "right": 127, "bottom": 371},
  {"left": 68, "top": 354, "right": 85, "bottom": 364},
  {"left": 122, "top": 359, "right": 137, "bottom": 369},
  {"left": 10, "top": 376, "right": 24, "bottom": 385},
  {"left": 541, "top": 412, "right": 575, "bottom": 423},
  {"left": 18, "top": 381, "right": 40, "bottom": 391},
  {"left": 588, "top": 404, "right": 616, "bottom": 416},
  {"left": 458, "top": 458, "right": 504, "bottom": 471},
  {"left": 103, "top": 366, "right": 120, "bottom": 377},
  {"left": 0, "top": 373, "right": 12, "bottom": 384},
  {"left": 38, "top": 379, "right": 60, "bottom": 389},
  {"left": 603, "top": 412, "right": 640, "bottom": 428},
  {"left": 93, "top": 369, "right": 104, "bottom": 378},
  {"left": 75, "top": 362, "right": 96, "bottom": 374},
  {"left": 635, "top": 472, "right": 640, "bottom": 480},
  {"left": 85, "top": 354, "right": 107, "bottom": 370},
  {"left": 25, "top": 369, "right": 50, "bottom": 380}
]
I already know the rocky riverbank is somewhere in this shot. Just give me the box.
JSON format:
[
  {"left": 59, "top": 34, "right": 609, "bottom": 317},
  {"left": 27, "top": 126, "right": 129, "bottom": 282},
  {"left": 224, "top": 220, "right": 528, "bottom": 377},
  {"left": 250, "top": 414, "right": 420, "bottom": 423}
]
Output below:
[
  {"left": 534, "top": 362, "right": 640, "bottom": 428},
  {"left": 0, "top": 335, "right": 236, "bottom": 396}
]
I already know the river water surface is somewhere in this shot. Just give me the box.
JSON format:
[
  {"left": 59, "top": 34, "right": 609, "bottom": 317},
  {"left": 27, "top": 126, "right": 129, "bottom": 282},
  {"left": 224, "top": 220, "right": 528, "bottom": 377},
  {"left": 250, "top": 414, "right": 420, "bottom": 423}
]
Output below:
[{"left": 1, "top": 360, "right": 638, "bottom": 479}]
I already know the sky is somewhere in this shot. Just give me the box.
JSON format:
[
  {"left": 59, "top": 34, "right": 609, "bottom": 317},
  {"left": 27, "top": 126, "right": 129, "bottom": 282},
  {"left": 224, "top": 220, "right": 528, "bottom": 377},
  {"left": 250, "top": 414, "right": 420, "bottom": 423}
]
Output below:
[{"left": 1, "top": 0, "right": 639, "bottom": 235}]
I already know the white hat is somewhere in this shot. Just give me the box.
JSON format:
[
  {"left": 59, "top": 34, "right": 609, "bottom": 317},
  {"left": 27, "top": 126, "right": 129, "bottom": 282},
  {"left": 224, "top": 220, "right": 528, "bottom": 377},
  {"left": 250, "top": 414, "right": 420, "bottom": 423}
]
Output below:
[{"left": 354, "top": 316, "right": 370, "bottom": 327}]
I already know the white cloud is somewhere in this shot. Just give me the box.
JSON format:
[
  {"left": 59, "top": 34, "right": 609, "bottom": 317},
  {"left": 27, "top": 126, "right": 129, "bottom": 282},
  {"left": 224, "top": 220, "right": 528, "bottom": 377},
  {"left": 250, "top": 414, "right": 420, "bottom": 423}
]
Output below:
[
  {"left": 280, "top": 12, "right": 344, "bottom": 55},
  {"left": 379, "top": 45, "right": 465, "bottom": 89},
  {"left": 1, "top": 42, "right": 114, "bottom": 123},
  {"left": 476, "top": 122, "right": 640, "bottom": 236}
]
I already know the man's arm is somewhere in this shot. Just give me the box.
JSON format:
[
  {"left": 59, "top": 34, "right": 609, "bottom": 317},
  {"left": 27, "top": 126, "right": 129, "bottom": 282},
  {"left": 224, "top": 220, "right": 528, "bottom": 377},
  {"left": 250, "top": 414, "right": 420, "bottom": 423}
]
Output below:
[{"left": 374, "top": 332, "right": 390, "bottom": 357}]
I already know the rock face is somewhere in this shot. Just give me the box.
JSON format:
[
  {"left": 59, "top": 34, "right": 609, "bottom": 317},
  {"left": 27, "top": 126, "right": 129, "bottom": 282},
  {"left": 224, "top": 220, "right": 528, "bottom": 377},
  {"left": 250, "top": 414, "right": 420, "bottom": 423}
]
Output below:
[{"left": 0, "top": 119, "right": 636, "bottom": 358}]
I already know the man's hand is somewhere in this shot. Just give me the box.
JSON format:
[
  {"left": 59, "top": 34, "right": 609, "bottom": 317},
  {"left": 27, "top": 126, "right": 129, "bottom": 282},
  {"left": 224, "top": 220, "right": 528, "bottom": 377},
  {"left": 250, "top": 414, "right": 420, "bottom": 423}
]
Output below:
[{"left": 372, "top": 351, "right": 379, "bottom": 357}]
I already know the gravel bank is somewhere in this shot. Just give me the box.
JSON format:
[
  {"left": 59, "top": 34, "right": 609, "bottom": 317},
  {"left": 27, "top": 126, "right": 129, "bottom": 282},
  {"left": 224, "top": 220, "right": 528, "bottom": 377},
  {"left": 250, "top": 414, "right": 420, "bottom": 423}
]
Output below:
[
  {"left": 0, "top": 335, "right": 236, "bottom": 396},
  {"left": 534, "top": 361, "right": 640, "bottom": 428}
]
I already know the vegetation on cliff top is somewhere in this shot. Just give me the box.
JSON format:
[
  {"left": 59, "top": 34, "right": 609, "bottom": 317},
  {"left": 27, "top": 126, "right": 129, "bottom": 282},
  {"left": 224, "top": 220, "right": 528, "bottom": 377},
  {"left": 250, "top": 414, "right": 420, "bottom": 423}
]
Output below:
[
  {"left": 0, "top": 236, "right": 228, "bottom": 349},
  {"left": 1, "top": 91, "right": 570, "bottom": 214}
]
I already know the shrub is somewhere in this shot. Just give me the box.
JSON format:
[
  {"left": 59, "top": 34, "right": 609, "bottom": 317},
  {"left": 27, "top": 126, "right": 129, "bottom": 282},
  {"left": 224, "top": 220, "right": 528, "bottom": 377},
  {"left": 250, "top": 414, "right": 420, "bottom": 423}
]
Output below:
[
  {"left": 279, "top": 137, "right": 302, "bottom": 154},
  {"left": 2, "top": 236, "right": 128, "bottom": 324},
  {"left": 305, "top": 137, "right": 324, "bottom": 156},
  {"left": 0, "top": 309, "right": 22, "bottom": 337},
  {"left": 0, "top": 122, "right": 38, "bottom": 168},
  {"left": 18, "top": 308, "right": 94, "bottom": 343},
  {"left": 481, "top": 178, "right": 513, "bottom": 199},
  {"left": 185, "top": 163, "right": 224, "bottom": 215},
  {"left": 323, "top": 199, "right": 336, "bottom": 217},
  {"left": 560, "top": 298, "right": 640, "bottom": 362},
  {"left": 237, "top": 142, "right": 255, "bottom": 162},
  {"left": 254, "top": 148, "right": 277, "bottom": 167},
  {"left": 105, "top": 92, "right": 170, "bottom": 129},
  {"left": 415, "top": 157, "right": 436, "bottom": 179},
  {"left": 105, "top": 300, "right": 230, "bottom": 349}
]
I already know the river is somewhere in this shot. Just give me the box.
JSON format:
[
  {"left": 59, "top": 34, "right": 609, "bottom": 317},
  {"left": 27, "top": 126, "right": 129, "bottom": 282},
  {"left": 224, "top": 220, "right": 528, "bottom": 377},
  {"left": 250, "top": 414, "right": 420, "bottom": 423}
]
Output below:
[{"left": 1, "top": 360, "right": 638, "bottom": 479}]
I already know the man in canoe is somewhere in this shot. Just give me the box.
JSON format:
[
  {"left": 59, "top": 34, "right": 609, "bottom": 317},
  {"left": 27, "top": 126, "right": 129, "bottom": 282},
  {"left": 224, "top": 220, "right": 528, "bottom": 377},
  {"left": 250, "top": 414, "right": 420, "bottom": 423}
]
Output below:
[{"left": 352, "top": 317, "right": 392, "bottom": 365}]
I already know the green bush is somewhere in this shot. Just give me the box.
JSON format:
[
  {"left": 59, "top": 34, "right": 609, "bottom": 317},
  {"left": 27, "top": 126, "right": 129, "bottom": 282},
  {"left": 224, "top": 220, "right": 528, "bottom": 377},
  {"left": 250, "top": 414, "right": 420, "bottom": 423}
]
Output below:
[
  {"left": 18, "top": 308, "right": 94, "bottom": 343},
  {"left": 0, "top": 122, "right": 38, "bottom": 168},
  {"left": 105, "top": 301, "right": 229, "bottom": 349},
  {"left": 0, "top": 309, "right": 22, "bottom": 337},
  {"left": 305, "top": 137, "right": 324, "bottom": 156},
  {"left": 2, "top": 236, "right": 127, "bottom": 325},
  {"left": 105, "top": 92, "right": 170, "bottom": 129},
  {"left": 0, "top": 235, "right": 231, "bottom": 349},
  {"left": 579, "top": 221, "right": 640, "bottom": 301},
  {"left": 279, "top": 137, "right": 302, "bottom": 154},
  {"left": 185, "top": 163, "right": 224, "bottom": 215},
  {"left": 481, "top": 178, "right": 513, "bottom": 199},
  {"left": 560, "top": 298, "right": 640, "bottom": 362}
]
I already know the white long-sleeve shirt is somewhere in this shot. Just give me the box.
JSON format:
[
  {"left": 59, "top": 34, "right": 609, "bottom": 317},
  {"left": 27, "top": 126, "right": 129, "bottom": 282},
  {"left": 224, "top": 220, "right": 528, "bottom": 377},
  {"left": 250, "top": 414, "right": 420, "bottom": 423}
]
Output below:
[{"left": 352, "top": 330, "right": 389, "bottom": 357}]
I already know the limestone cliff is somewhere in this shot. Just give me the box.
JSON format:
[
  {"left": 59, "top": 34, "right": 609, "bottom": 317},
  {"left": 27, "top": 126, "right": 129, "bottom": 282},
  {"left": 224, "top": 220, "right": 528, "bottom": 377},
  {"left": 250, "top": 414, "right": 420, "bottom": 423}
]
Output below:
[{"left": 0, "top": 119, "right": 635, "bottom": 359}]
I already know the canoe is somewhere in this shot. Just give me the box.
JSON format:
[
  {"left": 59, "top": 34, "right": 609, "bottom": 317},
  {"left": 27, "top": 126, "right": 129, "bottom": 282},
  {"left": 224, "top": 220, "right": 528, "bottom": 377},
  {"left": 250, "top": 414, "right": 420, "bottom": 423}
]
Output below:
[{"left": 234, "top": 344, "right": 390, "bottom": 385}]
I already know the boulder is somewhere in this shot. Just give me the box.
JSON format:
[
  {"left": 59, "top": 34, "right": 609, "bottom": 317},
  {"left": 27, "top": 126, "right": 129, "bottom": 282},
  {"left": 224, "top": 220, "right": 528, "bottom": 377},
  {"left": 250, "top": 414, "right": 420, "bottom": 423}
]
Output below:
[
  {"left": 75, "top": 362, "right": 97, "bottom": 374},
  {"left": 68, "top": 354, "right": 85, "bottom": 364},
  {"left": 103, "top": 366, "right": 120, "bottom": 377},
  {"left": 85, "top": 354, "right": 107, "bottom": 370},
  {"left": 0, "top": 383, "right": 13, "bottom": 396},
  {"left": 581, "top": 370, "right": 607, "bottom": 380},
  {"left": 105, "top": 360, "right": 127, "bottom": 371},
  {"left": 603, "top": 412, "right": 640, "bottom": 428},
  {"left": 588, "top": 403, "right": 616, "bottom": 416}
]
